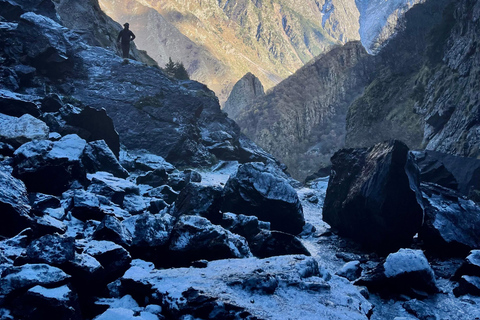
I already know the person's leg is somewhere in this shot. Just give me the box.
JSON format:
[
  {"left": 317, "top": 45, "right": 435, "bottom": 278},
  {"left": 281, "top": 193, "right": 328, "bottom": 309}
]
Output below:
[{"left": 122, "top": 43, "right": 129, "bottom": 58}]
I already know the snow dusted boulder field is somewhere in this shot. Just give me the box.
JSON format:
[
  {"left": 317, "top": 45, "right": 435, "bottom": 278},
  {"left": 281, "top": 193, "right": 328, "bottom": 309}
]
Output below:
[{"left": 1, "top": 0, "right": 480, "bottom": 319}]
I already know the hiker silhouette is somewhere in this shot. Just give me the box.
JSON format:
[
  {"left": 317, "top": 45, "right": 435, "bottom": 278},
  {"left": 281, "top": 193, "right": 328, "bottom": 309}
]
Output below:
[{"left": 117, "top": 23, "right": 136, "bottom": 59}]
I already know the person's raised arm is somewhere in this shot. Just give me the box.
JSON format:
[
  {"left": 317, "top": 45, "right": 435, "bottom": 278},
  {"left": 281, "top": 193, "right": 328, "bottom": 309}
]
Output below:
[{"left": 130, "top": 31, "right": 136, "bottom": 41}]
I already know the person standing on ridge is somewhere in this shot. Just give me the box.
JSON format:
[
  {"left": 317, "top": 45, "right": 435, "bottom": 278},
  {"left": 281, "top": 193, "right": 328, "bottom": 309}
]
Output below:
[{"left": 117, "top": 23, "right": 135, "bottom": 59}]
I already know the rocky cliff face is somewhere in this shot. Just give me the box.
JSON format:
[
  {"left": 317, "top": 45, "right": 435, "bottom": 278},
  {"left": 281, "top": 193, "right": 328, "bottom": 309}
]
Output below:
[
  {"left": 234, "top": 42, "right": 377, "bottom": 180},
  {"left": 223, "top": 73, "right": 265, "bottom": 121},
  {"left": 357, "top": 0, "right": 426, "bottom": 53},
  {"left": 346, "top": 0, "right": 480, "bottom": 161}
]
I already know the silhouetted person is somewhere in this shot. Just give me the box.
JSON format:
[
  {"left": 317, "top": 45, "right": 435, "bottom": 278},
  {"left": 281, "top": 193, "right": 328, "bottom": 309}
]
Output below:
[{"left": 117, "top": 23, "right": 135, "bottom": 59}]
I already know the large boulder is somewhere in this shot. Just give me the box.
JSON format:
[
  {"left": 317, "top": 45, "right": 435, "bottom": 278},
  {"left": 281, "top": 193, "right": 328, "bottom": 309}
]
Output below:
[
  {"left": 93, "top": 215, "right": 132, "bottom": 247},
  {"left": 420, "top": 183, "right": 480, "bottom": 256},
  {"left": 322, "top": 140, "right": 424, "bottom": 252},
  {"left": 78, "top": 240, "right": 132, "bottom": 283},
  {"left": 13, "top": 284, "right": 82, "bottom": 320},
  {"left": 59, "top": 104, "right": 120, "bottom": 158},
  {"left": 173, "top": 182, "right": 223, "bottom": 223},
  {"left": 19, "top": 234, "right": 75, "bottom": 266},
  {"left": 82, "top": 140, "right": 128, "bottom": 178},
  {"left": 0, "top": 113, "right": 49, "bottom": 148},
  {"left": 13, "top": 134, "right": 88, "bottom": 195},
  {"left": 249, "top": 230, "right": 311, "bottom": 258},
  {"left": 0, "top": 167, "right": 33, "bottom": 237},
  {"left": 0, "top": 89, "right": 40, "bottom": 117},
  {"left": 222, "top": 162, "right": 305, "bottom": 235},
  {"left": 122, "top": 213, "right": 174, "bottom": 265},
  {"left": 168, "top": 216, "right": 251, "bottom": 267},
  {"left": 355, "top": 249, "right": 438, "bottom": 297},
  {"left": 0, "top": 264, "right": 70, "bottom": 297},
  {"left": 17, "top": 12, "right": 73, "bottom": 77}
]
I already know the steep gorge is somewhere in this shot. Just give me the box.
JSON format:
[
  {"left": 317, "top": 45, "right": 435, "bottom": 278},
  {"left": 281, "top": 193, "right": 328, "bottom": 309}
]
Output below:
[{"left": 232, "top": 0, "right": 479, "bottom": 181}]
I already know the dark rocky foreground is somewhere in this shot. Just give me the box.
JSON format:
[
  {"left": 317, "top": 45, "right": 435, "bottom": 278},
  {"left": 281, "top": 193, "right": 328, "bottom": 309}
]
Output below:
[{"left": 1, "top": 0, "right": 480, "bottom": 319}]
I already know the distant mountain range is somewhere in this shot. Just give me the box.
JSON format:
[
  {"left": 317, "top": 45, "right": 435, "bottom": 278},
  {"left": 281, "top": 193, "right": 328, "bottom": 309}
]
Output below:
[{"left": 99, "top": 0, "right": 423, "bottom": 104}]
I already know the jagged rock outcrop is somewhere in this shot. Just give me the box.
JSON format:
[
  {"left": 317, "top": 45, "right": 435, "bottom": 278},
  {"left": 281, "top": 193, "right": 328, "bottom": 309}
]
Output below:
[
  {"left": 346, "top": 0, "right": 480, "bottom": 162},
  {"left": 224, "top": 72, "right": 265, "bottom": 121},
  {"left": 235, "top": 42, "right": 376, "bottom": 180},
  {"left": 322, "top": 140, "right": 424, "bottom": 252}
]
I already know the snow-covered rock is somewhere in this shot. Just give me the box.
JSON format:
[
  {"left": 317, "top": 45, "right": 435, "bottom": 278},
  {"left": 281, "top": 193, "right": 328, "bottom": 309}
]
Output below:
[
  {"left": 336, "top": 261, "right": 362, "bottom": 281},
  {"left": 15, "top": 284, "right": 81, "bottom": 320},
  {"left": 93, "top": 215, "right": 133, "bottom": 247},
  {"left": 222, "top": 162, "right": 305, "bottom": 235},
  {"left": 168, "top": 215, "right": 251, "bottom": 267},
  {"left": 13, "top": 134, "right": 88, "bottom": 195},
  {"left": 0, "top": 264, "right": 70, "bottom": 296},
  {"left": 356, "top": 248, "right": 438, "bottom": 296},
  {"left": 0, "top": 113, "right": 49, "bottom": 147},
  {"left": 454, "top": 250, "right": 480, "bottom": 280},
  {"left": 173, "top": 182, "right": 223, "bottom": 223},
  {"left": 249, "top": 230, "right": 310, "bottom": 258},
  {"left": 78, "top": 240, "right": 132, "bottom": 283},
  {"left": 121, "top": 255, "right": 372, "bottom": 319},
  {"left": 21, "top": 234, "right": 75, "bottom": 266},
  {"left": 83, "top": 140, "right": 129, "bottom": 178}
]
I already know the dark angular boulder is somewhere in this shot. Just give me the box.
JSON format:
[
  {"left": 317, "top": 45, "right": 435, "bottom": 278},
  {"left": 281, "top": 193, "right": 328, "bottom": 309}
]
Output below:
[
  {"left": 122, "top": 213, "right": 174, "bottom": 265},
  {"left": 59, "top": 104, "right": 120, "bottom": 157},
  {"left": 93, "top": 215, "right": 132, "bottom": 247},
  {"left": 173, "top": 182, "right": 223, "bottom": 223},
  {"left": 136, "top": 168, "right": 168, "bottom": 187},
  {"left": 413, "top": 150, "right": 480, "bottom": 202},
  {"left": 40, "top": 93, "right": 64, "bottom": 113},
  {"left": 70, "top": 189, "right": 105, "bottom": 222},
  {"left": 78, "top": 240, "right": 132, "bottom": 283},
  {"left": 168, "top": 216, "right": 251, "bottom": 267},
  {"left": 355, "top": 249, "right": 438, "bottom": 297},
  {"left": 82, "top": 140, "right": 128, "bottom": 178},
  {"left": 220, "top": 212, "right": 263, "bottom": 241},
  {"left": 13, "top": 284, "right": 82, "bottom": 320},
  {"left": 0, "top": 90, "right": 40, "bottom": 118},
  {"left": 19, "top": 234, "right": 75, "bottom": 266},
  {"left": 28, "top": 193, "right": 61, "bottom": 216},
  {"left": 33, "top": 214, "right": 67, "bottom": 236},
  {"left": 167, "top": 169, "right": 202, "bottom": 191},
  {"left": 122, "top": 194, "right": 148, "bottom": 214},
  {"left": 17, "top": 12, "right": 73, "bottom": 77},
  {"left": 249, "top": 230, "right": 310, "bottom": 258},
  {"left": 454, "top": 250, "right": 480, "bottom": 280},
  {"left": 0, "top": 264, "right": 70, "bottom": 297},
  {"left": 146, "top": 185, "right": 178, "bottom": 204},
  {"left": 222, "top": 162, "right": 305, "bottom": 235},
  {"left": 87, "top": 172, "right": 139, "bottom": 205},
  {"left": 0, "top": 168, "right": 33, "bottom": 237},
  {"left": 420, "top": 183, "right": 480, "bottom": 256},
  {"left": 453, "top": 275, "right": 480, "bottom": 297},
  {"left": 126, "top": 152, "right": 175, "bottom": 173},
  {"left": 323, "top": 140, "right": 424, "bottom": 252},
  {"left": 13, "top": 134, "right": 88, "bottom": 195}
]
